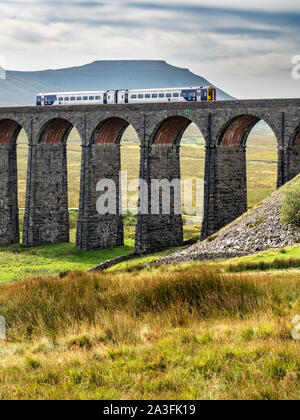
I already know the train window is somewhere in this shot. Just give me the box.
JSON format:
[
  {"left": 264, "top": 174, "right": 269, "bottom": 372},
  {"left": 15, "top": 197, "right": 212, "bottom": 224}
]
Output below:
[
  {"left": 138, "top": 94, "right": 144, "bottom": 99},
  {"left": 95, "top": 96, "right": 101, "bottom": 100},
  {"left": 173, "top": 93, "right": 179, "bottom": 97},
  {"left": 159, "top": 93, "right": 164, "bottom": 98},
  {"left": 89, "top": 96, "right": 95, "bottom": 100},
  {"left": 71, "top": 97, "right": 76, "bottom": 101},
  {"left": 77, "top": 97, "right": 82, "bottom": 101},
  {"left": 166, "top": 93, "right": 172, "bottom": 98},
  {"left": 83, "top": 96, "right": 88, "bottom": 100},
  {"left": 64, "top": 97, "right": 70, "bottom": 101},
  {"left": 131, "top": 95, "right": 137, "bottom": 99},
  {"left": 152, "top": 94, "right": 158, "bottom": 98},
  {"left": 145, "top": 94, "right": 151, "bottom": 98},
  {"left": 58, "top": 97, "right": 63, "bottom": 101}
]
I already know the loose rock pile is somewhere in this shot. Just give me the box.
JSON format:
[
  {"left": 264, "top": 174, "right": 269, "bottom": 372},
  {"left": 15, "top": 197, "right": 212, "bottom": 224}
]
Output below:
[{"left": 152, "top": 180, "right": 300, "bottom": 265}]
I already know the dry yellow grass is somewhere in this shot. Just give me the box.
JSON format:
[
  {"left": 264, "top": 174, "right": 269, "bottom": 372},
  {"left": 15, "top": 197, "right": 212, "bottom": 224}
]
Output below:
[{"left": 0, "top": 265, "right": 299, "bottom": 399}]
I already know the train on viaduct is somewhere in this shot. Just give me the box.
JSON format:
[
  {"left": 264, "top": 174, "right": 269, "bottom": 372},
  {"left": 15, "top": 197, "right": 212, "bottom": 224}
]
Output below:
[{"left": 0, "top": 99, "right": 299, "bottom": 253}]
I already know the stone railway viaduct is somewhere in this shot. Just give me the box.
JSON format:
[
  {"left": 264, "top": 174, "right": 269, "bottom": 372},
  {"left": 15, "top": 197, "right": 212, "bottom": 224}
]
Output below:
[{"left": 0, "top": 99, "right": 299, "bottom": 253}]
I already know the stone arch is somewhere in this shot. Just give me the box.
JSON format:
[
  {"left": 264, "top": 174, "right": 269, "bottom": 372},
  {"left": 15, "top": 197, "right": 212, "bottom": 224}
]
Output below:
[
  {"left": 293, "top": 126, "right": 300, "bottom": 147},
  {"left": 217, "top": 115, "right": 261, "bottom": 146},
  {"left": 76, "top": 116, "right": 141, "bottom": 250},
  {"left": 37, "top": 118, "right": 75, "bottom": 144},
  {"left": 135, "top": 115, "right": 206, "bottom": 253},
  {"left": 151, "top": 116, "right": 192, "bottom": 145},
  {"left": 215, "top": 112, "right": 281, "bottom": 148},
  {"left": 91, "top": 117, "right": 130, "bottom": 145},
  {"left": 212, "top": 114, "right": 279, "bottom": 234},
  {"left": 23, "top": 117, "right": 82, "bottom": 246},
  {"left": 0, "top": 119, "right": 24, "bottom": 144},
  {"left": 0, "top": 119, "right": 29, "bottom": 244},
  {"left": 287, "top": 124, "right": 300, "bottom": 181}
]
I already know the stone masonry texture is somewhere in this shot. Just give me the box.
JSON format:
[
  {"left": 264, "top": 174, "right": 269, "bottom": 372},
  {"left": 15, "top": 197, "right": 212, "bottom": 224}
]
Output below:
[{"left": 0, "top": 99, "right": 298, "bottom": 252}]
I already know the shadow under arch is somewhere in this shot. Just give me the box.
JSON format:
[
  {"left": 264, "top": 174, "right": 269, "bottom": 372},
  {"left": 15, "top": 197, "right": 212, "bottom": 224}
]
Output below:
[
  {"left": 292, "top": 126, "right": 300, "bottom": 147},
  {"left": 287, "top": 124, "right": 300, "bottom": 181},
  {"left": 0, "top": 119, "right": 30, "bottom": 244},
  {"left": 91, "top": 117, "right": 130, "bottom": 145},
  {"left": 216, "top": 113, "right": 280, "bottom": 148},
  {"left": 37, "top": 117, "right": 75, "bottom": 144},
  {"left": 217, "top": 115, "right": 261, "bottom": 146},
  {"left": 151, "top": 116, "right": 192, "bottom": 146},
  {"left": 0, "top": 118, "right": 24, "bottom": 144}
]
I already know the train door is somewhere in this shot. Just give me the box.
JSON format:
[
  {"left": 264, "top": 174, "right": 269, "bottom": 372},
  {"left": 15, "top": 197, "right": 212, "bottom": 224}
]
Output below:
[
  {"left": 201, "top": 89, "right": 207, "bottom": 101},
  {"left": 117, "top": 90, "right": 127, "bottom": 104},
  {"left": 107, "top": 90, "right": 116, "bottom": 104},
  {"left": 207, "top": 88, "right": 212, "bottom": 101},
  {"left": 211, "top": 87, "right": 216, "bottom": 101},
  {"left": 103, "top": 93, "right": 107, "bottom": 104},
  {"left": 206, "top": 87, "right": 216, "bottom": 101}
]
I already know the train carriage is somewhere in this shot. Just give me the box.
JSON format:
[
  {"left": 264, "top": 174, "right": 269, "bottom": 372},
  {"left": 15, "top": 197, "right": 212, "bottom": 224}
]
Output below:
[{"left": 36, "top": 86, "right": 216, "bottom": 106}]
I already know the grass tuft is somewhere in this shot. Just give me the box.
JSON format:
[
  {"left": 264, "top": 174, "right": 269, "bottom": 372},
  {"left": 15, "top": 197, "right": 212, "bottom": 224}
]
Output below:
[{"left": 227, "top": 257, "right": 300, "bottom": 272}]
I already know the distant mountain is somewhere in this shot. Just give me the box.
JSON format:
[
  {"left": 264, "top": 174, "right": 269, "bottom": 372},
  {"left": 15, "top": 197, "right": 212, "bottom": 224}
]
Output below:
[{"left": 0, "top": 60, "right": 234, "bottom": 107}]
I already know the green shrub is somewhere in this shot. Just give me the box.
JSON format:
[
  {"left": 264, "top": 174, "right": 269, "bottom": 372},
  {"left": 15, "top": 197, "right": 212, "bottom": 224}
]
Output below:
[
  {"left": 123, "top": 211, "right": 137, "bottom": 227},
  {"left": 123, "top": 212, "right": 137, "bottom": 240},
  {"left": 280, "top": 183, "right": 300, "bottom": 227}
]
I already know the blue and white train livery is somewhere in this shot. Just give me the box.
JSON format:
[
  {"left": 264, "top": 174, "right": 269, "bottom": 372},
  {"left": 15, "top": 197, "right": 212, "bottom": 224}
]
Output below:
[{"left": 36, "top": 86, "right": 217, "bottom": 106}]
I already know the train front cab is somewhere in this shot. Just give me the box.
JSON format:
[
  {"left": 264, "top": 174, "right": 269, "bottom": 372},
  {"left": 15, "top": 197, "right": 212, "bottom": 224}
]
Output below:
[
  {"left": 208, "top": 87, "right": 216, "bottom": 101},
  {"left": 36, "top": 95, "right": 43, "bottom": 106},
  {"left": 36, "top": 95, "right": 57, "bottom": 106},
  {"left": 200, "top": 87, "right": 216, "bottom": 101}
]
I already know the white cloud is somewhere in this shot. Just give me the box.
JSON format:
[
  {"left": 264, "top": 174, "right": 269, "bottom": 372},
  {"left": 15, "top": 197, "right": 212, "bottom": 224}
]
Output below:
[
  {"left": 152, "top": 0, "right": 300, "bottom": 12},
  {"left": 0, "top": 0, "right": 299, "bottom": 98}
]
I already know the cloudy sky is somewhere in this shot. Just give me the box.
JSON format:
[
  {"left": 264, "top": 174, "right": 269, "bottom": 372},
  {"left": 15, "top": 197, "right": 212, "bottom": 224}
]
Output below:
[{"left": 0, "top": 0, "right": 300, "bottom": 98}]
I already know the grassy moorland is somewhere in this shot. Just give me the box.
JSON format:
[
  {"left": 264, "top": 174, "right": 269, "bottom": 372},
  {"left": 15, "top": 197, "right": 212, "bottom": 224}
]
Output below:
[
  {"left": 0, "top": 210, "right": 202, "bottom": 284},
  {"left": 0, "top": 209, "right": 131, "bottom": 284},
  {"left": 0, "top": 124, "right": 299, "bottom": 400},
  {"left": 107, "top": 245, "right": 300, "bottom": 274},
  {"left": 226, "top": 247, "right": 300, "bottom": 273},
  {"left": 0, "top": 265, "right": 300, "bottom": 400}
]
